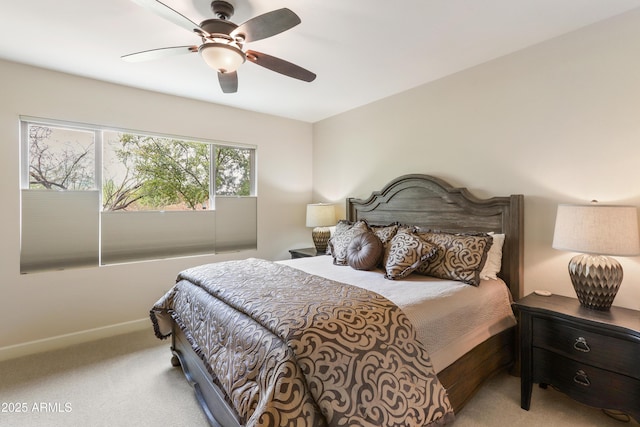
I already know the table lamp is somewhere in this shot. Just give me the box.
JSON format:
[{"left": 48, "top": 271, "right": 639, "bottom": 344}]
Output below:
[
  {"left": 306, "top": 203, "right": 335, "bottom": 253},
  {"left": 552, "top": 203, "right": 640, "bottom": 310}
]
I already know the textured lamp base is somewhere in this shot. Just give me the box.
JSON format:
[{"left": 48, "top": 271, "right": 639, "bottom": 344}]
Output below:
[
  {"left": 312, "top": 227, "right": 331, "bottom": 253},
  {"left": 568, "top": 254, "right": 623, "bottom": 311}
]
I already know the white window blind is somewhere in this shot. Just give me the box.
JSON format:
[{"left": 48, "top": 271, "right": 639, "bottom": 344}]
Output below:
[
  {"left": 101, "top": 210, "right": 217, "bottom": 264},
  {"left": 215, "top": 197, "right": 257, "bottom": 252},
  {"left": 21, "top": 190, "right": 99, "bottom": 273}
]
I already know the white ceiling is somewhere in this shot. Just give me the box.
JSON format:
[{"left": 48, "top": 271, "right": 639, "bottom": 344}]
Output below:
[{"left": 1, "top": 0, "right": 640, "bottom": 123}]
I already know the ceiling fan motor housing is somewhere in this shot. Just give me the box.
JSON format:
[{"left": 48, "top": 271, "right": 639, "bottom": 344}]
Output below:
[
  {"left": 211, "top": 0, "right": 234, "bottom": 20},
  {"left": 200, "top": 19, "right": 238, "bottom": 36}
]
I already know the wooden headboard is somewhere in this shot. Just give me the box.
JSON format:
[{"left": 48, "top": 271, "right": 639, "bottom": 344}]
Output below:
[{"left": 346, "top": 174, "right": 524, "bottom": 300}]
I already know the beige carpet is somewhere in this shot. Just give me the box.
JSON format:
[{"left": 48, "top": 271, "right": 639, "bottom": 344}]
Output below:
[{"left": 0, "top": 329, "right": 636, "bottom": 427}]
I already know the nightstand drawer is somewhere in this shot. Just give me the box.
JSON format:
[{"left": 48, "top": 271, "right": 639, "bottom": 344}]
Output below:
[
  {"left": 532, "top": 317, "right": 640, "bottom": 379},
  {"left": 533, "top": 347, "right": 640, "bottom": 416}
]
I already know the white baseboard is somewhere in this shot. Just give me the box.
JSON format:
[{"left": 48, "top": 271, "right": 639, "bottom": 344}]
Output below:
[{"left": 0, "top": 318, "right": 150, "bottom": 362}]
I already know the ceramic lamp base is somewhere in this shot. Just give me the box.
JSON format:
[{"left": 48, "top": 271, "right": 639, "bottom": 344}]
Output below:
[
  {"left": 312, "top": 227, "right": 331, "bottom": 253},
  {"left": 568, "top": 253, "right": 623, "bottom": 311}
]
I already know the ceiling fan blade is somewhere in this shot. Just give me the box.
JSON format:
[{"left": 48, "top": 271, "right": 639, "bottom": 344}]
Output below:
[
  {"left": 218, "top": 71, "right": 238, "bottom": 93},
  {"left": 246, "top": 50, "right": 316, "bottom": 82},
  {"left": 131, "top": 0, "right": 201, "bottom": 34},
  {"left": 121, "top": 46, "right": 198, "bottom": 62},
  {"left": 231, "top": 8, "right": 301, "bottom": 43}
]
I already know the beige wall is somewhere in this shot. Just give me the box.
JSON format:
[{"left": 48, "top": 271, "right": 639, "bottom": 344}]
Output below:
[
  {"left": 313, "top": 9, "right": 640, "bottom": 310},
  {"left": 0, "top": 60, "right": 314, "bottom": 356}
]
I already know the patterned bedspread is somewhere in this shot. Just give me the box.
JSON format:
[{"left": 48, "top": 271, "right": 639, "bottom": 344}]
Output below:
[{"left": 150, "top": 258, "right": 454, "bottom": 427}]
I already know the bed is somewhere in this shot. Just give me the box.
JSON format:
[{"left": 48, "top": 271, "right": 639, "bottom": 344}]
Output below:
[{"left": 150, "top": 174, "right": 524, "bottom": 427}]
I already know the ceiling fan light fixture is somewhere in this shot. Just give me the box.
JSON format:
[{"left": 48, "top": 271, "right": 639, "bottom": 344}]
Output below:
[
  {"left": 199, "top": 42, "right": 245, "bottom": 73},
  {"left": 126, "top": 1, "right": 314, "bottom": 91}
]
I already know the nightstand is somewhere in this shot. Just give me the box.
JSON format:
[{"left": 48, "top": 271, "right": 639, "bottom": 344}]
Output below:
[
  {"left": 288, "top": 247, "right": 326, "bottom": 259},
  {"left": 514, "top": 293, "right": 640, "bottom": 421}
]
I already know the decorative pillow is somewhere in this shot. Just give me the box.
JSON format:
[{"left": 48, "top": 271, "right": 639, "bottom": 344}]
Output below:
[
  {"left": 371, "top": 224, "right": 399, "bottom": 247},
  {"left": 322, "top": 225, "right": 337, "bottom": 254},
  {"left": 415, "top": 231, "right": 493, "bottom": 286},
  {"left": 326, "top": 221, "right": 352, "bottom": 255},
  {"left": 333, "top": 220, "right": 353, "bottom": 236},
  {"left": 480, "top": 233, "right": 505, "bottom": 280},
  {"left": 384, "top": 230, "right": 437, "bottom": 280},
  {"left": 346, "top": 231, "right": 384, "bottom": 271},
  {"left": 370, "top": 223, "right": 399, "bottom": 265},
  {"left": 327, "top": 220, "right": 370, "bottom": 265}
]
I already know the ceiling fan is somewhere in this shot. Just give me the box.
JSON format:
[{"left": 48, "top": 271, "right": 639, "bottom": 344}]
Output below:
[{"left": 123, "top": 0, "right": 316, "bottom": 93}]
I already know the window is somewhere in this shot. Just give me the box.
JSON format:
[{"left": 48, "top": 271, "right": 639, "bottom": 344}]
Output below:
[
  {"left": 20, "top": 117, "right": 257, "bottom": 273},
  {"left": 27, "top": 124, "right": 97, "bottom": 190}
]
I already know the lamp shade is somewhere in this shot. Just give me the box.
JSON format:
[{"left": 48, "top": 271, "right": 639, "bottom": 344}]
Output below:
[
  {"left": 199, "top": 42, "right": 245, "bottom": 73},
  {"left": 306, "top": 203, "right": 335, "bottom": 228},
  {"left": 552, "top": 204, "right": 640, "bottom": 256}
]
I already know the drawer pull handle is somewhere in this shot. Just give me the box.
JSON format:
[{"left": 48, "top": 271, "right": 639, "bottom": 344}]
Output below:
[
  {"left": 573, "top": 370, "right": 591, "bottom": 387},
  {"left": 573, "top": 337, "right": 590, "bottom": 353}
]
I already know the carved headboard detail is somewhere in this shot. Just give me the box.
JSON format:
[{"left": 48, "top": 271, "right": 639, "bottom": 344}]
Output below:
[{"left": 346, "top": 174, "right": 524, "bottom": 299}]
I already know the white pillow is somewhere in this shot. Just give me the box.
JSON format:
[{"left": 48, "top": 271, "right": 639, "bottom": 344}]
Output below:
[{"left": 480, "top": 233, "right": 505, "bottom": 280}]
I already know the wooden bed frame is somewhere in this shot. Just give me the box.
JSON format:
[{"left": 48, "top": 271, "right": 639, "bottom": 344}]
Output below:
[{"left": 168, "top": 174, "right": 524, "bottom": 426}]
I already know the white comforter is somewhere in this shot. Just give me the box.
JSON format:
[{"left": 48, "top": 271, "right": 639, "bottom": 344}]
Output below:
[{"left": 279, "top": 255, "right": 516, "bottom": 372}]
